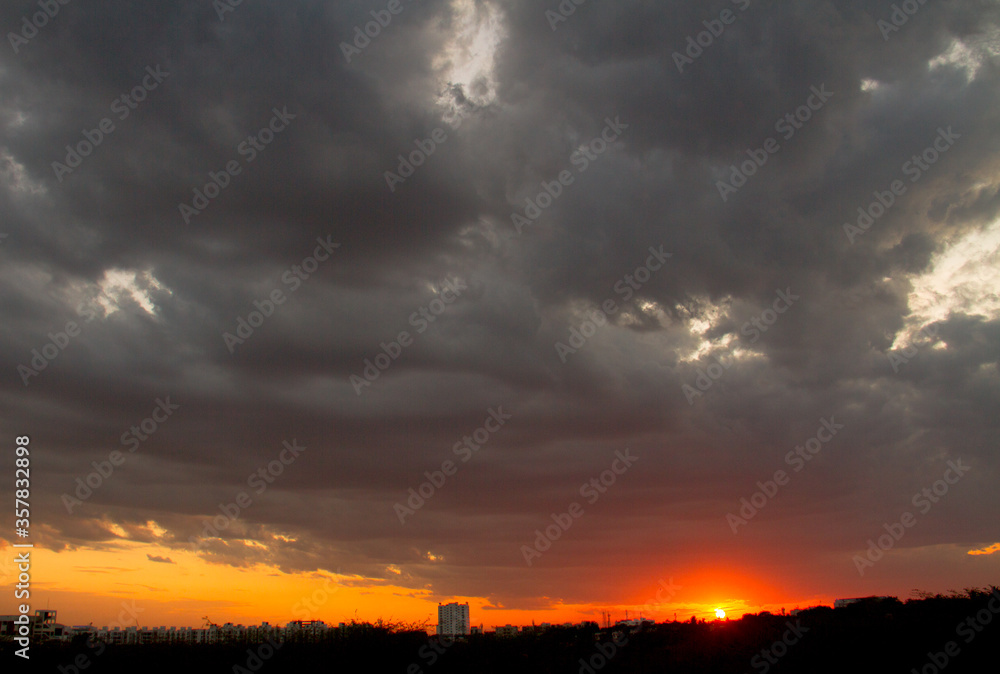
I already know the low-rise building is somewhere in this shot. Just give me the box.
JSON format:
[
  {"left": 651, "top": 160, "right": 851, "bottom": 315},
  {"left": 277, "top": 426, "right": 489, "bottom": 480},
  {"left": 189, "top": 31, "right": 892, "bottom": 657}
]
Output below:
[{"left": 0, "top": 610, "right": 71, "bottom": 641}]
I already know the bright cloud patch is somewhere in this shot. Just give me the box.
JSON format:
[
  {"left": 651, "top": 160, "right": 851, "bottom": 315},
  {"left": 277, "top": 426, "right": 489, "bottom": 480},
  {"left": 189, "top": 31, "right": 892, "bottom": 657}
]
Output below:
[
  {"left": 433, "top": 0, "right": 506, "bottom": 125},
  {"left": 893, "top": 218, "right": 1000, "bottom": 350},
  {"left": 676, "top": 296, "right": 760, "bottom": 363},
  {"left": 929, "top": 32, "right": 1000, "bottom": 82},
  {"left": 1, "top": 148, "right": 47, "bottom": 195},
  {"left": 97, "top": 269, "right": 170, "bottom": 317},
  {"left": 968, "top": 542, "right": 1000, "bottom": 556}
]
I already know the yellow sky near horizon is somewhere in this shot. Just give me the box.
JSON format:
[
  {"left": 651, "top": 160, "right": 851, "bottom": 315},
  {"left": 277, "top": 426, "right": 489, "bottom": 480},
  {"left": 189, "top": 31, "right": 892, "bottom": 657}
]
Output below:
[{"left": 1, "top": 541, "right": 832, "bottom": 629}]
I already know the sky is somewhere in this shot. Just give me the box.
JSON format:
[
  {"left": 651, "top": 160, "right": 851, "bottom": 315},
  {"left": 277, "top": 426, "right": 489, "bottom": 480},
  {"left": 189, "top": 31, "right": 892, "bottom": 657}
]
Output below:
[{"left": 1, "top": 0, "right": 1000, "bottom": 630}]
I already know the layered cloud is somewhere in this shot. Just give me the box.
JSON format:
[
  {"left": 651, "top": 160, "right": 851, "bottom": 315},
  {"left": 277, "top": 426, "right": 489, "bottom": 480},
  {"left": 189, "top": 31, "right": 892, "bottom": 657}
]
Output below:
[{"left": 1, "top": 0, "right": 999, "bottom": 621}]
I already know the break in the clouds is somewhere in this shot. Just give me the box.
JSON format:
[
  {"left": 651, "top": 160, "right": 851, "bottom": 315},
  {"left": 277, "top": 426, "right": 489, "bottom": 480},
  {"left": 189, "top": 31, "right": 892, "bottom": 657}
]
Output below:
[{"left": 1, "top": 0, "right": 999, "bottom": 617}]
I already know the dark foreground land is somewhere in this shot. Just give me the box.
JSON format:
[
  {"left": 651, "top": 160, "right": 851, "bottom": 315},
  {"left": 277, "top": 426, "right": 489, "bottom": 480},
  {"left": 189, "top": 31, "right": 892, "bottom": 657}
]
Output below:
[{"left": 7, "top": 589, "right": 1000, "bottom": 673}]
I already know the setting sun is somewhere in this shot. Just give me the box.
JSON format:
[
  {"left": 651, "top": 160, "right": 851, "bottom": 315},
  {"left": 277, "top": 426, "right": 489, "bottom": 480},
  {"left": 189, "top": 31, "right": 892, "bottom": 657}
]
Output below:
[{"left": 715, "top": 608, "right": 726, "bottom": 619}]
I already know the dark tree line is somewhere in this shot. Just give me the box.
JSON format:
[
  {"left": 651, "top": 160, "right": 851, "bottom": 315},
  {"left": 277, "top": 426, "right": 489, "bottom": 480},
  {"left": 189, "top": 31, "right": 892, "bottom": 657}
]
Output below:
[{"left": 5, "top": 587, "right": 998, "bottom": 673}]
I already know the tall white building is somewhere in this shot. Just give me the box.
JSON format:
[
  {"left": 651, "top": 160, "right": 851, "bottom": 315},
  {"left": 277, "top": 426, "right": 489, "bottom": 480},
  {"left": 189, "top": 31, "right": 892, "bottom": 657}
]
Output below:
[{"left": 436, "top": 602, "right": 470, "bottom": 636}]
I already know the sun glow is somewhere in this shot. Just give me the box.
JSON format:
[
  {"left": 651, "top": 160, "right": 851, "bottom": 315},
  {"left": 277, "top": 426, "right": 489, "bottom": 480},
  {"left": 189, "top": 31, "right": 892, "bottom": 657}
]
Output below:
[{"left": 715, "top": 608, "right": 726, "bottom": 619}]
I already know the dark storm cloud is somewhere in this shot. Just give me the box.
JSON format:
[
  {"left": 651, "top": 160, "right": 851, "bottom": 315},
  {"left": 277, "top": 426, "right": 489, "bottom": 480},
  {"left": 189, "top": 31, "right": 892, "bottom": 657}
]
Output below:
[{"left": 1, "top": 0, "right": 999, "bottom": 611}]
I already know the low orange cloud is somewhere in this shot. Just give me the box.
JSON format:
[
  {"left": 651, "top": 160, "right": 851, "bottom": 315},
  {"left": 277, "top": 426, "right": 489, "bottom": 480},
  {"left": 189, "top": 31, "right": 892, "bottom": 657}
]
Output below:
[{"left": 968, "top": 543, "right": 1000, "bottom": 556}]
